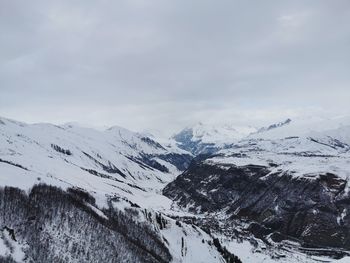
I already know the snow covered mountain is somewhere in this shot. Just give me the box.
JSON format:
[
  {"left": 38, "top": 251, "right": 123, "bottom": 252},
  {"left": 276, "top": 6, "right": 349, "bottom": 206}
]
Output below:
[
  {"left": 250, "top": 116, "right": 350, "bottom": 142},
  {"left": 2, "top": 115, "right": 350, "bottom": 262},
  {"left": 173, "top": 116, "right": 350, "bottom": 155},
  {"left": 165, "top": 116, "right": 350, "bottom": 262},
  {"left": 0, "top": 116, "right": 193, "bottom": 195},
  {"left": 173, "top": 122, "right": 257, "bottom": 155},
  {"left": 0, "top": 116, "right": 234, "bottom": 263}
]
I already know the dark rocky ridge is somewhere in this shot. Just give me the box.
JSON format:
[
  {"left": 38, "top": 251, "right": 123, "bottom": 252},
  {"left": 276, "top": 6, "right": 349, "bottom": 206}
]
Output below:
[{"left": 163, "top": 161, "right": 350, "bottom": 250}]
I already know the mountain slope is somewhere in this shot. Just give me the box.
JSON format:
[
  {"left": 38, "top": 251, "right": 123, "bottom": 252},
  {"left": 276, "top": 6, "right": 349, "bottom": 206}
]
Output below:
[
  {"left": 0, "top": 185, "right": 172, "bottom": 263},
  {"left": 0, "top": 116, "right": 193, "bottom": 205},
  {"left": 3, "top": 115, "right": 350, "bottom": 262},
  {"left": 0, "top": 117, "right": 234, "bottom": 263},
  {"left": 164, "top": 118, "right": 350, "bottom": 261}
]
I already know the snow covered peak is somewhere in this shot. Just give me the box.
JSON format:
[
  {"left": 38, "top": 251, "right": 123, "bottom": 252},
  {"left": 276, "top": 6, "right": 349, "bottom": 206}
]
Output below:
[
  {"left": 207, "top": 116, "right": 350, "bottom": 181},
  {"left": 173, "top": 122, "right": 257, "bottom": 154},
  {"left": 186, "top": 122, "right": 256, "bottom": 142}
]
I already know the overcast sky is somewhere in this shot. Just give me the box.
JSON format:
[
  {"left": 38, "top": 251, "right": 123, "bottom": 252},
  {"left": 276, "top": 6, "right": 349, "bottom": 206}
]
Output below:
[{"left": 1, "top": 0, "right": 349, "bottom": 135}]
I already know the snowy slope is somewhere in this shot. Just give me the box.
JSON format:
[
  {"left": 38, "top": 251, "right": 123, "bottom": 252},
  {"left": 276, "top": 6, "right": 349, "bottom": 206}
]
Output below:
[
  {"left": 208, "top": 135, "right": 350, "bottom": 181},
  {"left": 0, "top": 116, "right": 192, "bottom": 202},
  {"left": 0, "top": 116, "right": 229, "bottom": 263},
  {"left": 2, "top": 115, "right": 350, "bottom": 262},
  {"left": 0, "top": 228, "right": 26, "bottom": 262},
  {"left": 250, "top": 116, "right": 350, "bottom": 141},
  {"left": 207, "top": 117, "right": 350, "bottom": 181},
  {"left": 173, "top": 116, "right": 350, "bottom": 156},
  {"left": 165, "top": 116, "right": 350, "bottom": 263}
]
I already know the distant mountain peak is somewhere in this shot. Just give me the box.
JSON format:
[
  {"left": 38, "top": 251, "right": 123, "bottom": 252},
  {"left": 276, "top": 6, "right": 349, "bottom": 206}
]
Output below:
[{"left": 172, "top": 122, "right": 257, "bottom": 155}]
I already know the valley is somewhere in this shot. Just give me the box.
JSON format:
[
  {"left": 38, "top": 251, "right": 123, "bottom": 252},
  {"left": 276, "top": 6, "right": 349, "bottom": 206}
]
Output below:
[{"left": 1, "top": 116, "right": 350, "bottom": 262}]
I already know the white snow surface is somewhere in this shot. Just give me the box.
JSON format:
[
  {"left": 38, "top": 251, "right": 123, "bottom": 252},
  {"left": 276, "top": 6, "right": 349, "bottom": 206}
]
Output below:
[
  {"left": 161, "top": 219, "right": 224, "bottom": 263},
  {"left": 0, "top": 116, "right": 188, "bottom": 209},
  {"left": 249, "top": 116, "right": 350, "bottom": 141},
  {"left": 222, "top": 237, "right": 341, "bottom": 263},
  {"left": 0, "top": 229, "right": 26, "bottom": 262},
  {"left": 207, "top": 116, "right": 350, "bottom": 182}
]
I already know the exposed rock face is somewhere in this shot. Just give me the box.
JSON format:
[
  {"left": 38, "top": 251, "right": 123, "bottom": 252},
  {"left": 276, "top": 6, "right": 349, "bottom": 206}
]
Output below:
[{"left": 163, "top": 161, "right": 350, "bottom": 250}]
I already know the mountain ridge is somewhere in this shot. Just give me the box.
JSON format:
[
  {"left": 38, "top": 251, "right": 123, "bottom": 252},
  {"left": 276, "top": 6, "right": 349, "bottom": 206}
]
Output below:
[{"left": 1, "top": 115, "right": 350, "bottom": 262}]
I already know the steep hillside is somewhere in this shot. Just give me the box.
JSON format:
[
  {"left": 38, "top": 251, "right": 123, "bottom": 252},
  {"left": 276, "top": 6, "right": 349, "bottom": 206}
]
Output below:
[
  {"left": 0, "top": 185, "right": 172, "bottom": 263},
  {"left": 0, "top": 117, "right": 241, "bottom": 263},
  {"left": 0, "top": 184, "right": 232, "bottom": 263},
  {"left": 2, "top": 115, "right": 350, "bottom": 262},
  {"left": 164, "top": 119, "right": 350, "bottom": 261},
  {"left": 0, "top": 116, "right": 194, "bottom": 206}
]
